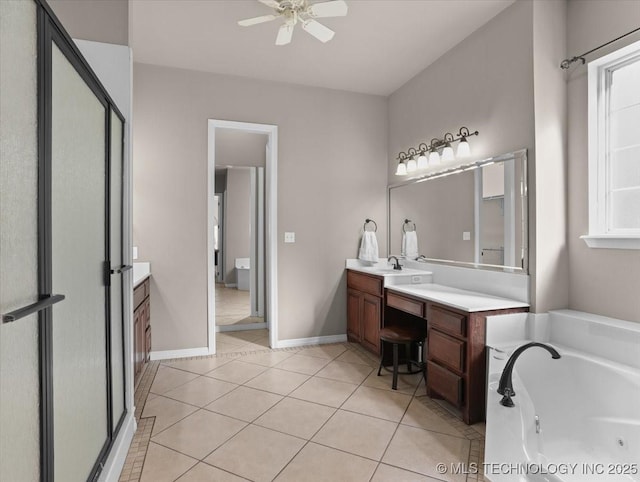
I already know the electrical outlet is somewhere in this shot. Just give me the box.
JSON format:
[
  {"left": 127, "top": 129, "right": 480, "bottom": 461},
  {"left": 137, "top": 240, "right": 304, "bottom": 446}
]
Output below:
[
  {"left": 284, "top": 232, "right": 295, "bottom": 243},
  {"left": 463, "top": 231, "right": 471, "bottom": 241}
]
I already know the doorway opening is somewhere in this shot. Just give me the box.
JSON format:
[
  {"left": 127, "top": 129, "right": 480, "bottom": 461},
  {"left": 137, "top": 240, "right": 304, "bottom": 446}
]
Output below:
[{"left": 207, "top": 120, "right": 278, "bottom": 354}]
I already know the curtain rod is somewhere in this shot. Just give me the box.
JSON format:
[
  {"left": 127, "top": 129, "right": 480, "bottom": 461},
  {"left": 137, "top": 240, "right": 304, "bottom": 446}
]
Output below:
[{"left": 560, "top": 26, "right": 640, "bottom": 69}]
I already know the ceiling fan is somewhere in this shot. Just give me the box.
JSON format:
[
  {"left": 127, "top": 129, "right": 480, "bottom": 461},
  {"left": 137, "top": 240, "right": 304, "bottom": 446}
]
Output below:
[{"left": 238, "top": 0, "right": 348, "bottom": 46}]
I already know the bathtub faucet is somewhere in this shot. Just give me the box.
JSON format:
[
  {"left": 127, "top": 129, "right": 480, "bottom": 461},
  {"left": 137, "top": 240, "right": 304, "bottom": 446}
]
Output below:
[{"left": 497, "top": 342, "right": 561, "bottom": 407}]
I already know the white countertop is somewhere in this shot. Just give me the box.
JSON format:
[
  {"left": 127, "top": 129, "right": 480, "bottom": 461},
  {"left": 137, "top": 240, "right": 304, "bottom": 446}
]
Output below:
[
  {"left": 345, "top": 259, "right": 433, "bottom": 285},
  {"left": 133, "top": 262, "right": 150, "bottom": 287},
  {"left": 386, "top": 283, "right": 529, "bottom": 313}
]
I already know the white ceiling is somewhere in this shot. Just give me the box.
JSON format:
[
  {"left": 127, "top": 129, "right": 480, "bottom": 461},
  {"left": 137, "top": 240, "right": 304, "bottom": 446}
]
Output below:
[{"left": 131, "top": 0, "right": 514, "bottom": 96}]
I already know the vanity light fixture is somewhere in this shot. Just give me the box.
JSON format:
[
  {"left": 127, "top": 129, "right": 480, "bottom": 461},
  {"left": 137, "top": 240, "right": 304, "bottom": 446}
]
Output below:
[
  {"left": 428, "top": 139, "right": 441, "bottom": 165},
  {"left": 441, "top": 133, "right": 455, "bottom": 162},
  {"left": 417, "top": 144, "right": 428, "bottom": 169},
  {"left": 406, "top": 156, "right": 417, "bottom": 172},
  {"left": 395, "top": 127, "right": 479, "bottom": 176},
  {"left": 395, "top": 150, "right": 410, "bottom": 175},
  {"left": 457, "top": 127, "right": 473, "bottom": 157}
]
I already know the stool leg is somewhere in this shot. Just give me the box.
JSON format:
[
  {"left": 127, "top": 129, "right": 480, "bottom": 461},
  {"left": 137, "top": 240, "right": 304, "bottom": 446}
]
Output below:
[
  {"left": 377, "top": 341, "right": 384, "bottom": 376},
  {"left": 406, "top": 343, "right": 412, "bottom": 372},
  {"left": 392, "top": 343, "right": 399, "bottom": 390}
]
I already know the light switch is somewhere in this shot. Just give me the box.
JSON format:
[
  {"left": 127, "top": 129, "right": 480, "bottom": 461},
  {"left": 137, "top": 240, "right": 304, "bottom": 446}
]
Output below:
[
  {"left": 284, "top": 232, "right": 295, "bottom": 243},
  {"left": 463, "top": 231, "right": 471, "bottom": 241},
  {"left": 133, "top": 246, "right": 138, "bottom": 260}
]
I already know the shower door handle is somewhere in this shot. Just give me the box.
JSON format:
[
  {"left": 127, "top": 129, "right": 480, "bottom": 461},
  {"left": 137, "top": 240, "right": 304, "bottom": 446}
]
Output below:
[
  {"left": 110, "top": 264, "right": 132, "bottom": 275},
  {"left": 2, "top": 294, "right": 66, "bottom": 323}
]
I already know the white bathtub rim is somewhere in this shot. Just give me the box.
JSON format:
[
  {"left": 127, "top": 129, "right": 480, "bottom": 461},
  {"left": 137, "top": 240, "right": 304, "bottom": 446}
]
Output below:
[{"left": 488, "top": 343, "right": 640, "bottom": 377}]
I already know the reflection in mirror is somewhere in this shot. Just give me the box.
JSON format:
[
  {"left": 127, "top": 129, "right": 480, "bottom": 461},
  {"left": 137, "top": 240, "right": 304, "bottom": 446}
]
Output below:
[{"left": 388, "top": 150, "right": 527, "bottom": 272}]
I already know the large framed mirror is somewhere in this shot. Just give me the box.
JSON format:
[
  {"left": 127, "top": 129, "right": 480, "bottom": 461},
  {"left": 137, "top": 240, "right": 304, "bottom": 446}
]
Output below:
[{"left": 388, "top": 149, "right": 528, "bottom": 273}]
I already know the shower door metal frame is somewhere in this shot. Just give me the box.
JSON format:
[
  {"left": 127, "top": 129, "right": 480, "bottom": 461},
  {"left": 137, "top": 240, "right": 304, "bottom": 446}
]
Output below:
[{"left": 35, "top": 1, "right": 128, "bottom": 480}]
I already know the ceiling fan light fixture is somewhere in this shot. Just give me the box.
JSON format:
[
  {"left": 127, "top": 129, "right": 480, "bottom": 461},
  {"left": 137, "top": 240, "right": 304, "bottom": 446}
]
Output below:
[
  {"left": 276, "top": 22, "right": 294, "bottom": 45},
  {"left": 302, "top": 18, "right": 335, "bottom": 43},
  {"left": 239, "top": 0, "right": 345, "bottom": 45}
]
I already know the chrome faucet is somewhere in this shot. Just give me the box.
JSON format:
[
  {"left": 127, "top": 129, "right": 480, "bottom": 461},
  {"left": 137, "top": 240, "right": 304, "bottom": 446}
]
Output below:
[
  {"left": 387, "top": 256, "right": 402, "bottom": 270},
  {"left": 497, "top": 342, "right": 561, "bottom": 407}
]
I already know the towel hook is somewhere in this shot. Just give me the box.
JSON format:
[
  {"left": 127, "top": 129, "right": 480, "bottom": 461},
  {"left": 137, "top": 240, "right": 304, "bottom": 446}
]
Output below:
[
  {"left": 364, "top": 219, "right": 377, "bottom": 232},
  {"left": 402, "top": 219, "right": 416, "bottom": 233}
]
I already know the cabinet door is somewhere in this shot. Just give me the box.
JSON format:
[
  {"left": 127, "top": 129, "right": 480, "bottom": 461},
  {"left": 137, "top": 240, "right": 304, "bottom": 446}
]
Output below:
[
  {"left": 347, "top": 289, "right": 361, "bottom": 342},
  {"left": 361, "top": 294, "right": 381, "bottom": 353},
  {"left": 133, "top": 309, "right": 142, "bottom": 380}
]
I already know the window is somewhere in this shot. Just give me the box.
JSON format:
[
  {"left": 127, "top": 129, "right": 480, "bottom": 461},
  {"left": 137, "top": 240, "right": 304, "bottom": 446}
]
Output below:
[{"left": 584, "top": 40, "right": 640, "bottom": 249}]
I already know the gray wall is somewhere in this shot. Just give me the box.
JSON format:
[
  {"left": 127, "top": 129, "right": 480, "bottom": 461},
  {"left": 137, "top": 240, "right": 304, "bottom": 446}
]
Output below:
[
  {"left": 531, "top": 0, "right": 569, "bottom": 313},
  {"left": 224, "top": 168, "right": 251, "bottom": 285},
  {"left": 388, "top": 1, "right": 535, "bottom": 182},
  {"left": 388, "top": 1, "right": 544, "bottom": 303},
  {"left": 566, "top": 0, "right": 640, "bottom": 322},
  {"left": 47, "top": 0, "right": 128, "bottom": 46},
  {"left": 133, "top": 63, "right": 388, "bottom": 351}
]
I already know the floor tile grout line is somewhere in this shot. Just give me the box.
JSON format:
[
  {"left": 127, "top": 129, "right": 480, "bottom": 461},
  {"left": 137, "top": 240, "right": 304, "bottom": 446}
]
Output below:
[
  {"left": 264, "top": 346, "right": 370, "bottom": 481},
  {"left": 197, "top": 460, "right": 254, "bottom": 481},
  {"left": 135, "top": 342, "right": 482, "bottom": 482},
  {"left": 372, "top": 387, "right": 414, "bottom": 481}
]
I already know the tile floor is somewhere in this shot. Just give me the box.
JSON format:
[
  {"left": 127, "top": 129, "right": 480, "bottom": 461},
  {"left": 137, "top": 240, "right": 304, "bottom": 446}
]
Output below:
[
  {"left": 215, "top": 283, "right": 264, "bottom": 327},
  {"left": 215, "top": 329, "right": 271, "bottom": 355},
  {"left": 124, "top": 342, "right": 486, "bottom": 482}
]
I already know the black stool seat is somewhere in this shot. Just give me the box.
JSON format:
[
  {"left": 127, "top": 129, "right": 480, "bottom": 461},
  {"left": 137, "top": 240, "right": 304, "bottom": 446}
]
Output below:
[
  {"left": 379, "top": 326, "right": 423, "bottom": 343},
  {"left": 378, "top": 325, "right": 426, "bottom": 390}
]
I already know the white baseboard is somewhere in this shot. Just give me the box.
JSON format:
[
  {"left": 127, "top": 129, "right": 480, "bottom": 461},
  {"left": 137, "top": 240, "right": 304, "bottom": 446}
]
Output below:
[
  {"left": 224, "top": 283, "right": 237, "bottom": 288},
  {"left": 149, "top": 346, "right": 212, "bottom": 361},
  {"left": 99, "top": 413, "right": 136, "bottom": 482},
  {"left": 217, "top": 322, "right": 267, "bottom": 333},
  {"left": 274, "top": 334, "right": 347, "bottom": 349}
]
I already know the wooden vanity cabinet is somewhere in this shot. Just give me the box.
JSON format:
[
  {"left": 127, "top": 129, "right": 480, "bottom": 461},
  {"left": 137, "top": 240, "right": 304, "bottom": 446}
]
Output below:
[
  {"left": 426, "top": 302, "right": 528, "bottom": 424},
  {"left": 346, "top": 270, "right": 384, "bottom": 354},
  {"left": 133, "top": 278, "right": 151, "bottom": 386}
]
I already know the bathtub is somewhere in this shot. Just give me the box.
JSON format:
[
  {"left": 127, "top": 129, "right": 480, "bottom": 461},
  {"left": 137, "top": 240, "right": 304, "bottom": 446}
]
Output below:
[{"left": 485, "top": 311, "right": 640, "bottom": 481}]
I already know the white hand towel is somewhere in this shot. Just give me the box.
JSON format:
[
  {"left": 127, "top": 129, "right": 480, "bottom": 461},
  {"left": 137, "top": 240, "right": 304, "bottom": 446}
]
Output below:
[
  {"left": 402, "top": 231, "right": 419, "bottom": 259},
  {"left": 358, "top": 231, "right": 379, "bottom": 262}
]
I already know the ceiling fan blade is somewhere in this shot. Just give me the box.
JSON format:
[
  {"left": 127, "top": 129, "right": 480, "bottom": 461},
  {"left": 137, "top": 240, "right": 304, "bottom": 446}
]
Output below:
[
  {"left": 258, "top": 0, "right": 281, "bottom": 8},
  {"left": 275, "top": 23, "right": 294, "bottom": 45},
  {"left": 238, "top": 14, "right": 278, "bottom": 27},
  {"left": 302, "top": 19, "right": 335, "bottom": 43},
  {"left": 307, "top": 0, "right": 348, "bottom": 18}
]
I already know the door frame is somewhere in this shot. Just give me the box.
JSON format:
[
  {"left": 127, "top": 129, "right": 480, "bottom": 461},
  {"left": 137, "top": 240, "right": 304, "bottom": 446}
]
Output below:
[{"left": 207, "top": 120, "right": 278, "bottom": 352}]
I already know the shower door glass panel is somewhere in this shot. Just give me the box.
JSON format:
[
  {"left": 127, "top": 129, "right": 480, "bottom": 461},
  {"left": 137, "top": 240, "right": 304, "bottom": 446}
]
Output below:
[
  {"left": 51, "top": 42, "right": 108, "bottom": 481},
  {"left": 110, "top": 110, "right": 125, "bottom": 430},
  {"left": 0, "top": 1, "right": 40, "bottom": 480}
]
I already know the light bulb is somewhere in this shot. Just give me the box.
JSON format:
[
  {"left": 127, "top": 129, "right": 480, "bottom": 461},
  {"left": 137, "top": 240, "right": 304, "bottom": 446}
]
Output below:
[
  {"left": 442, "top": 144, "right": 455, "bottom": 162},
  {"left": 396, "top": 161, "right": 407, "bottom": 176},
  {"left": 417, "top": 153, "right": 428, "bottom": 169},
  {"left": 428, "top": 150, "right": 440, "bottom": 165},
  {"left": 407, "top": 157, "right": 417, "bottom": 172},
  {"left": 457, "top": 138, "right": 470, "bottom": 157}
]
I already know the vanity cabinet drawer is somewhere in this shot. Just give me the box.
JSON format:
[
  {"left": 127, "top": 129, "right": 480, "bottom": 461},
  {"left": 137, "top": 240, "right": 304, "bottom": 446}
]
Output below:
[
  {"left": 386, "top": 292, "right": 424, "bottom": 317},
  {"left": 347, "top": 271, "right": 383, "bottom": 297},
  {"left": 428, "top": 304, "right": 466, "bottom": 337},
  {"left": 427, "top": 360, "right": 463, "bottom": 407},
  {"left": 429, "top": 330, "right": 465, "bottom": 373}
]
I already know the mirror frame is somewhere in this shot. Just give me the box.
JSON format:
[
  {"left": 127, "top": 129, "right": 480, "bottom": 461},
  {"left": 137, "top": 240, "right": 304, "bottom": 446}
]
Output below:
[{"left": 387, "top": 148, "right": 528, "bottom": 274}]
